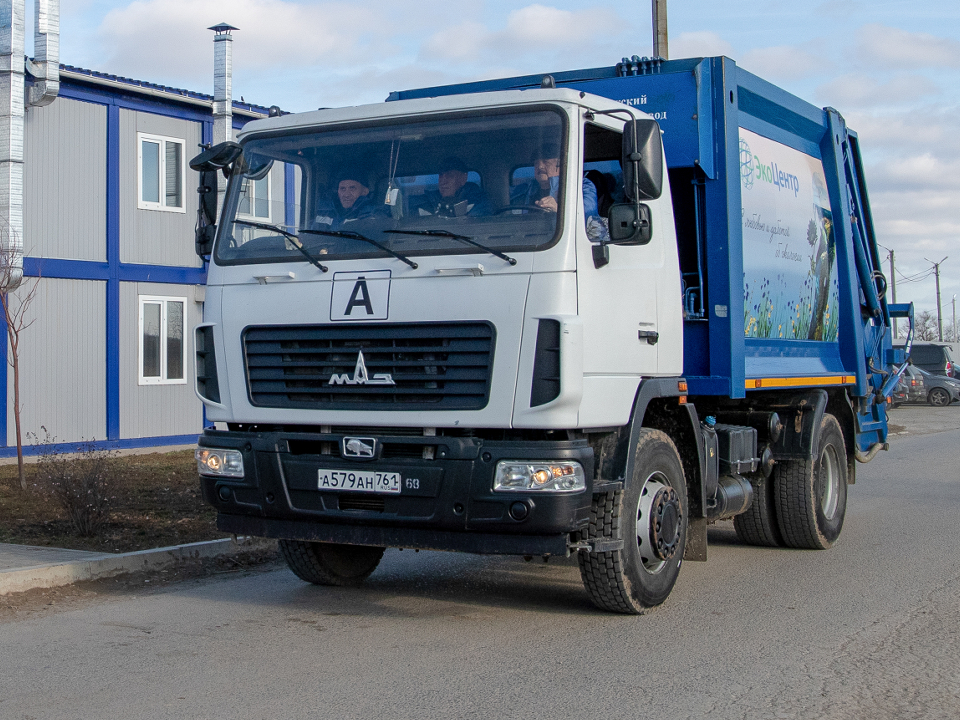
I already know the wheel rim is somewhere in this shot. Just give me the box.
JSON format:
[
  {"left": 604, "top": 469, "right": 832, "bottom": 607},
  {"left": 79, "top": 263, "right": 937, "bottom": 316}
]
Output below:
[
  {"left": 931, "top": 388, "right": 948, "bottom": 406},
  {"left": 636, "top": 471, "right": 681, "bottom": 575},
  {"left": 819, "top": 443, "right": 840, "bottom": 520}
]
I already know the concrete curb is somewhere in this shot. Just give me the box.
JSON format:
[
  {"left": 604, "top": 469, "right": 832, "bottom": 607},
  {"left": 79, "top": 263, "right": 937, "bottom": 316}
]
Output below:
[{"left": 0, "top": 537, "right": 276, "bottom": 596}]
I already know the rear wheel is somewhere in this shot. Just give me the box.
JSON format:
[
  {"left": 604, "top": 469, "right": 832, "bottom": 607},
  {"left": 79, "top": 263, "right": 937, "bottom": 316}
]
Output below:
[
  {"left": 578, "top": 429, "right": 687, "bottom": 614},
  {"left": 733, "top": 474, "right": 784, "bottom": 547},
  {"left": 774, "top": 414, "right": 847, "bottom": 549},
  {"left": 928, "top": 387, "right": 950, "bottom": 406},
  {"left": 279, "top": 540, "right": 385, "bottom": 586}
]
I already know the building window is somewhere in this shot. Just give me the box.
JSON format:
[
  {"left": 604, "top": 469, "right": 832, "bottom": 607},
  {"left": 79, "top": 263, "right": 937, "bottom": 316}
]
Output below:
[
  {"left": 138, "top": 133, "right": 185, "bottom": 212},
  {"left": 139, "top": 296, "right": 187, "bottom": 385},
  {"left": 238, "top": 174, "right": 271, "bottom": 220}
]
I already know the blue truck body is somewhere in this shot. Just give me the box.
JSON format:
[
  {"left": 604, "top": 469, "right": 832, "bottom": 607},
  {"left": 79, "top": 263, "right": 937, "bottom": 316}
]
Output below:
[{"left": 389, "top": 55, "right": 910, "bottom": 454}]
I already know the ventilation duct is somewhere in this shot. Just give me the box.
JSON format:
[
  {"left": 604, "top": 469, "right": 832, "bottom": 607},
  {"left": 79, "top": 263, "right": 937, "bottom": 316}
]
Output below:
[{"left": 0, "top": 0, "right": 60, "bottom": 290}]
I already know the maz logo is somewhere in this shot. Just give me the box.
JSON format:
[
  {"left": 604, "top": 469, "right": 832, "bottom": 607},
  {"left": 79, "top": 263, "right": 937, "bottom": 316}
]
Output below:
[
  {"left": 343, "top": 437, "right": 376, "bottom": 458},
  {"left": 328, "top": 350, "right": 395, "bottom": 386}
]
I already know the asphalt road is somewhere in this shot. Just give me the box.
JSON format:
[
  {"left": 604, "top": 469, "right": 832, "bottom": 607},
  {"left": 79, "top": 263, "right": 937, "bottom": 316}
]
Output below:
[{"left": 2, "top": 406, "right": 959, "bottom": 720}]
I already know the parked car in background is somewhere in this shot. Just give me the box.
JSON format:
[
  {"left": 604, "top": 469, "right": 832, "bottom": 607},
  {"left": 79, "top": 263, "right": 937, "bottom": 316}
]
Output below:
[
  {"left": 899, "top": 343, "right": 956, "bottom": 378},
  {"left": 890, "top": 373, "right": 907, "bottom": 406},
  {"left": 890, "top": 365, "right": 923, "bottom": 407},
  {"left": 915, "top": 368, "right": 960, "bottom": 406}
]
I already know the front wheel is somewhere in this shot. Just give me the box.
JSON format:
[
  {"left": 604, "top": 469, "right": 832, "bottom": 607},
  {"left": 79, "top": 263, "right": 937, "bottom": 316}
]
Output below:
[
  {"left": 928, "top": 387, "right": 950, "bottom": 406},
  {"left": 279, "top": 540, "right": 385, "bottom": 586},
  {"left": 774, "top": 414, "right": 847, "bottom": 549},
  {"left": 578, "top": 429, "right": 687, "bottom": 614}
]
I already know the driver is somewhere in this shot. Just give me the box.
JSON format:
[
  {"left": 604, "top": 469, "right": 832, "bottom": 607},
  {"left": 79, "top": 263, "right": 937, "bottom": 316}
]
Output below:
[{"left": 510, "top": 142, "right": 598, "bottom": 218}]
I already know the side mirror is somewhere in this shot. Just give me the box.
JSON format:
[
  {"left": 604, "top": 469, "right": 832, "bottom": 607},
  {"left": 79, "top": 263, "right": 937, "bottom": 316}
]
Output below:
[
  {"left": 195, "top": 169, "right": 219, "bottom": 257},
  {"left": 189, "top": 141, "right": 242, "bottom": 172},
  {"left": 607, "top": 203, "right": 652, "bottom": 245},
  {"left": 189, "top": 142, "right": 243, "bottom": 258},
  {"left": 622, "top": 119, "right": 663, "bottom": 201}
]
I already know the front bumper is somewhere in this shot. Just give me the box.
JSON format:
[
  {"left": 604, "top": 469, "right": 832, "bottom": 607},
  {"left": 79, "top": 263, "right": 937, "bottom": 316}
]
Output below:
[{"left": 199, "top": 428, "right": 595, "bottom": 555}]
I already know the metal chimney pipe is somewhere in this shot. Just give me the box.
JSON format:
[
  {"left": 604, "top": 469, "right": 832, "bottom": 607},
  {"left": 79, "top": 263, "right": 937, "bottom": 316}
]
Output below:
[
  {"left": 209, "top": 23, "right": 237, "bottom": 147},
  {"left": 652, "top": 0, "right": 668, "bottom": 60},
  {"left": 0, "top": 0, "right": 28, "bottom": 288},
  {"left": 26, "top": 0, "right": 58, "bottom": 107}
]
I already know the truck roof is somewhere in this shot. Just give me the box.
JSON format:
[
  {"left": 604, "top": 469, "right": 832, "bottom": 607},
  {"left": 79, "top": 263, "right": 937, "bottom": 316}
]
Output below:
[{"left": 237, "top": 88, "right": 642, "bottom": 140}]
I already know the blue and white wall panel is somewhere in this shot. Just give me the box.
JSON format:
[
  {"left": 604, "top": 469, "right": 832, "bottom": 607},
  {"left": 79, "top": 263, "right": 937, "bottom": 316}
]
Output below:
[
  {"left": 24, "top": 98, "right": 107, "bottom": 262},
  {"left": 119, "top": 281, "right": 203, "bottom": 439},
  {"left": 119, "top": 109, "right": 203, "bottom": 268},
  {"left": 6, "top": 278, "right": 107, "bottom": 445}
]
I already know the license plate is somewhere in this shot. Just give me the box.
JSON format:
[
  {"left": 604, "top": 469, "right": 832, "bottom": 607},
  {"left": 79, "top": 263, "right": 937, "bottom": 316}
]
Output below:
[{"left": 317, "top": 468, "right": 401, "bottom": 494}]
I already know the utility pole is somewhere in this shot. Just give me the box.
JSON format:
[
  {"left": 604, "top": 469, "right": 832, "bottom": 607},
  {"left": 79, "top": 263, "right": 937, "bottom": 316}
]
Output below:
[
  {"left": 925, "top": 256, "right": 948, "bottom": 341},
  {"left": 653, "top": 0, "right": 668, "bottom": 59},
  {"left": 953, "top": 294, "right": 957, "bottom": 343},
  {"left": 888, "top": 250, "right": 897, "bottom": 337}
]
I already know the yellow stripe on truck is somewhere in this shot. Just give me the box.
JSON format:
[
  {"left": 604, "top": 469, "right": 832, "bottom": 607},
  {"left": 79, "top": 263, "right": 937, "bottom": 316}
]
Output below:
[{"left": 746, "top": 375, "right": 856, "bottom": 390}]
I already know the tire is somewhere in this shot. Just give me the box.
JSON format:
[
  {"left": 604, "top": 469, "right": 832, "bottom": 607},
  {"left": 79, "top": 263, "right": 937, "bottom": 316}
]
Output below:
[
  {"left": 578, "top": 429, "right": 687, "bottom": 614},
  {"left": 733, "top": 474, "right": 784, "bottom": 547},
  {"left": 928, "top": 387, "right": 950, "bottom": 407},
  {"left": 278, "top": 540, "right": 385, "bottom": 586},
  {"left": 774, "top": 414, "right": 847, "bottom": 549}
]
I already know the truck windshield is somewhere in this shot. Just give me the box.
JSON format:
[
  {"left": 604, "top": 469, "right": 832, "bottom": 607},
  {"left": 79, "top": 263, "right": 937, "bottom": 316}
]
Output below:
[{"left": 214, "top": 107, "right": 566, "bottom": 266}]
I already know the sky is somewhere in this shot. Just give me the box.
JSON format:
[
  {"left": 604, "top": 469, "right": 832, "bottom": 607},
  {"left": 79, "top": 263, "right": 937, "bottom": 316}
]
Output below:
[{"left": 54, "top": 0, "right": 960, "bottom": 326}]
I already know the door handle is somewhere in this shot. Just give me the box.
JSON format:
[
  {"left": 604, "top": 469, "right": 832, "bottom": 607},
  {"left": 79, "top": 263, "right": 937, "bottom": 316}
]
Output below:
[{"left": 638, "top": 330, "right": 659, "bottom": 345}]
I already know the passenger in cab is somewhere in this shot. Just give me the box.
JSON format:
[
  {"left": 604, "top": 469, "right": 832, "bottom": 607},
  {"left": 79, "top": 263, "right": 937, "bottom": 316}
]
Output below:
[
  {"left": 414, "top": 157, "right": 489, "bottom": 217},
  {"left": 511, "top": 143, "right": 598, "bottom": 218},
  {"left": 312, "top": 169, "right": 385, "bottom": 229}
]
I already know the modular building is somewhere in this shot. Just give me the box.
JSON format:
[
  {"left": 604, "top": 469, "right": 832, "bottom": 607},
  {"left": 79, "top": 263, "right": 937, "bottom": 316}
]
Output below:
[{"left": 0, "top": 64, "right": 278, "bottom": 456}]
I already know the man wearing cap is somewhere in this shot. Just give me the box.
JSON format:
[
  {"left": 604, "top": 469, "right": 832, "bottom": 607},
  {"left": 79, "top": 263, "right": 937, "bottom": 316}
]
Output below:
[
  {"left": 313, "top": 168, "right": 385, "bottom": 229},
  {"left": 414, "top": 157, "right": 489, "bottom": 217},
  {"left": 510, "top": 143, "right": 598, "bottom": 218}
]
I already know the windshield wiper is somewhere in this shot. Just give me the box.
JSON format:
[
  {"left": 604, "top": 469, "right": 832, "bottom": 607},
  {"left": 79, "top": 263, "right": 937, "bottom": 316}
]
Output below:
[
  {"left": 302, "top": 228, "right": 418, "bottom": 269},
  {"left": 233, "top": 220, "right": 328, "bottom": 273},
  {"left": 383, "top": 229, "right": 517, "bottom": 266}
]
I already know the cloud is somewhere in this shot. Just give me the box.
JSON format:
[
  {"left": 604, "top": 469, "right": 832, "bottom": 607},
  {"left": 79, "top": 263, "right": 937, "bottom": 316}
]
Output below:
[
  {"left": 669, "top": 32, "right": 734, "bottom": 60},
  {"left": 94, "top": 0, "right": 391, "bottom": 77},
  {"left": 419, "top": 5, "right": 626, "bottom": 67},
  {"left": 816, "top": 73, "right": 942, "bottom": 111},
  {"left": 739, "top": 44, "right": 832, "bottom": 81},
  {"left": 68, "top": 1, "right": 639, "bottom": 110},
  {"left": 421, "top": 22, "right": 490, "bottom": 63},
  {"left": 855, "top": 23, "right": 960, "bottom": 70},
  {"left": 866, "top": 153, "right": 960, "bottom": 195}
]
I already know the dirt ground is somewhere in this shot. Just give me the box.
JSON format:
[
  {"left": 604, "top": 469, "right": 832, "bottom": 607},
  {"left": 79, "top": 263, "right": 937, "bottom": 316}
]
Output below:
[{"left": 0, "top": 449, "right": 225, "bottom": 553}]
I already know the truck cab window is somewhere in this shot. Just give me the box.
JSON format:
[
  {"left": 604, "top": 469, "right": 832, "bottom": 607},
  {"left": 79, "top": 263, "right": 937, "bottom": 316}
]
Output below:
[{"left": 214, "top": 109, "right": 567, "bottom": 266}]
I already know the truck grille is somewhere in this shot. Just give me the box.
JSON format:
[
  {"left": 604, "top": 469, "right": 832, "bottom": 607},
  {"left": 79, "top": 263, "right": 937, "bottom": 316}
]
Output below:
[{"left": 243, "top": 322, "right": 495, "bottom": 410}]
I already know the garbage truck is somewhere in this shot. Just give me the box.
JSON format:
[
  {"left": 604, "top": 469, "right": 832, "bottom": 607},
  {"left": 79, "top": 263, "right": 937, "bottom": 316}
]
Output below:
[{"left": 191, "top": 55, "right": 912, "bottom": 613}]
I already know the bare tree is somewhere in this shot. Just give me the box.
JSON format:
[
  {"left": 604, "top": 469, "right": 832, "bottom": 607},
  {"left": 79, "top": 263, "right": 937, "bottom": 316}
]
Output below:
[
  {"left": 901, "top": 309, "right": 939, "bottom": 342},
  {"left": 0, "top": 236, "right": 39, "bottom": 490}
]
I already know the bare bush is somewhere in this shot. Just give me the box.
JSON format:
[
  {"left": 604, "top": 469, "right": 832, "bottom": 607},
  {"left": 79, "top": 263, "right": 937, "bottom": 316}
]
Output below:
[{"left": 31, "top": 429, "right": 118, "bottom": 537}]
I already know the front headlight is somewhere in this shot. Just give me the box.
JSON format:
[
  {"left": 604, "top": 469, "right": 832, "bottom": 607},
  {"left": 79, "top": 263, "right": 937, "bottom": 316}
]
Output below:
[
  {"left": 196, "top": 448, "right": 245, "bottom": 478},
  {"left": 493, "top": 461, "right": 585, "bottom": 493}
]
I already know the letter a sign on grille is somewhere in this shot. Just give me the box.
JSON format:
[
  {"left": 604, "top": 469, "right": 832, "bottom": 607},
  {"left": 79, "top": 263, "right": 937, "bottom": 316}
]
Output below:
[{"left": 330, "top": 270, "right": 391, "bottom": 321}]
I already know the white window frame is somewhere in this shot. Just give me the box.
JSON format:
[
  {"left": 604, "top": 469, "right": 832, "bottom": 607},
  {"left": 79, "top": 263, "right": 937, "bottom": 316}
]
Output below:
[
  {"left": 237, "top": 172, "right": 272, "bottom": 221},
  {"left": 137, "top": 132, "right": 186, "bottom": 213},
  {"left": 138, "top": 295, "right": 188, "bottom": 385}
]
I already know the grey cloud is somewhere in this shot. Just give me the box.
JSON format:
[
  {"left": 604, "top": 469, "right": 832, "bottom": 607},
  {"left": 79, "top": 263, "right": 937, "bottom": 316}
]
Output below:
[
  {"left": 815, "top": 73, "right": 942, "bottom": 112},
  {"left": 855, "top": 23, "right": 960, "bottom": 70},
  {"left": 669, "top": 32, "right": 734, "bottom": 60}
]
